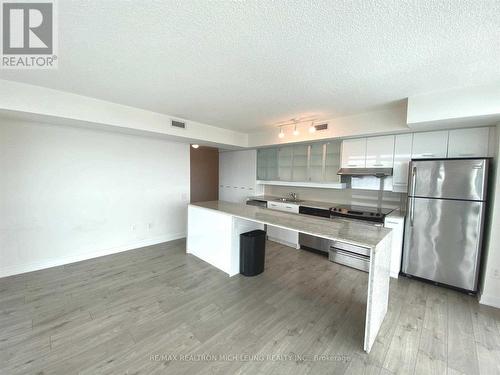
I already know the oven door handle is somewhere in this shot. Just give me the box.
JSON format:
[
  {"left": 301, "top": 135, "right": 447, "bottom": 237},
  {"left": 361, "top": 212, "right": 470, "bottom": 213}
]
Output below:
[
  {"left": 330, "top": 248, "right": 370, "bottom": 261},
  {"left": 331, "top": 241, "right": 371, "bottom": 257}
]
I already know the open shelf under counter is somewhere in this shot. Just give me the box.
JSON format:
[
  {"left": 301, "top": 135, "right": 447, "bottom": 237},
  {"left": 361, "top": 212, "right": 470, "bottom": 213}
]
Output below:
[{"left": 256, "top": 180, "right": 347, "bottom": 189}]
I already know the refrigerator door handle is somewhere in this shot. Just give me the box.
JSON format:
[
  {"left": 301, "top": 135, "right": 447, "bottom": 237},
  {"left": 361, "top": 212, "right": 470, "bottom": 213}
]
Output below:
[
  {"left": 410, "top": 166, "right": 416, "bottom": 226},
  {"left": 410, "top": 196, "right": 415, "bottom": 226},
  {"left": 411, "top": 165, "right": 417, "bottom": 195}
]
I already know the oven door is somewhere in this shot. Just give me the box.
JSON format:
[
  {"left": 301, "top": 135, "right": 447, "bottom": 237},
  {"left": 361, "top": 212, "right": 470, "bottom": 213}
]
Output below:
[{"left": 328, "top": 241, "right": 371, "bottom": 272}]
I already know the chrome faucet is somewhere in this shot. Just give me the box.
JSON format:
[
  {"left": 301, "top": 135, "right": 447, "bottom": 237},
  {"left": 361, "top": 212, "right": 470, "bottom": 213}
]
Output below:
[{"left": 288, "top": 192, "right": 298, "bottom": 201}]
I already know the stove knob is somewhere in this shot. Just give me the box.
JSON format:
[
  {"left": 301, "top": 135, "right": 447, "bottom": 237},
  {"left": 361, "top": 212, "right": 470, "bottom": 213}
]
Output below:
[
  {"left": 375, "top": 213, "right": 381, "bottom": 216},
  {"left": 370, "top": 213, "right": 374, "bottom": 216}
]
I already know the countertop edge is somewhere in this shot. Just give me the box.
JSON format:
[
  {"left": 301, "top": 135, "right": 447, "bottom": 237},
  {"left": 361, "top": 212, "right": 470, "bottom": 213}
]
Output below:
[{"left": 189, "top": 202, "right": 393, "bottom": 250}]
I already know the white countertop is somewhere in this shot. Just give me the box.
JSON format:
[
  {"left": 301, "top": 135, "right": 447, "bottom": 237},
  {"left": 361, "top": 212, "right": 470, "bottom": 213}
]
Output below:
[{"left": 191, "top": 201, "right": 392, "bottom": 249}]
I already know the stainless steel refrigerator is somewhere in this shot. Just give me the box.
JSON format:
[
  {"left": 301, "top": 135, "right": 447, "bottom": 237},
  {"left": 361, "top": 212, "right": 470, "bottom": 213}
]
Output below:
[{"left": 402, "top": 158, "right": 489, "bottom": 292}]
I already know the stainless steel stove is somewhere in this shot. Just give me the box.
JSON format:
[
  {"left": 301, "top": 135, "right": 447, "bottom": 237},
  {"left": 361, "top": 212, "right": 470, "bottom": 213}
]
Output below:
[
  {"left": 330, "top": 204, "right": 394, "bottom": 224},
  {"left": 299, "top": 204, "right": 395, "bottom": 272}
]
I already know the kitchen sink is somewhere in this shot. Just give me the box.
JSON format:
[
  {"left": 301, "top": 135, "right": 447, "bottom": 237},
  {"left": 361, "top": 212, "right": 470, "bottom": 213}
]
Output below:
[{"left": 274, "top": 198, "right": 304, "bottom": 203}]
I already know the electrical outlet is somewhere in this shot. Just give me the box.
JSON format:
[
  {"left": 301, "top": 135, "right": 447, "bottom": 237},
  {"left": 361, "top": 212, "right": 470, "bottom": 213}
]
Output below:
[
  {"left": 493, "top": 269, "right": 500, "bottom": 279},
  {"left": 181, "top": 193, "right": 188, "bottom": 202},
  {"left": 131, "top": 224, "right": 137, "bottom": 231}
]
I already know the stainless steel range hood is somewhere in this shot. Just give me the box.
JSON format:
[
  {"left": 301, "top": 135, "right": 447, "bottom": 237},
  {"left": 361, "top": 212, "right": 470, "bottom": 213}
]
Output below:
[{"left": 337, "top": 168, "right": 393, "bottom": 177}]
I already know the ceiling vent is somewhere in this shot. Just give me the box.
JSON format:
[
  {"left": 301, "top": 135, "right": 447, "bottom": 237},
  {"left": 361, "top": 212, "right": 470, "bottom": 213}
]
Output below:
[
  {"left": 314, "top": 123, "right": 328, "bottom": 131},
  {"left": 171, "top": 120, "right": 186, "bottom": 129}
]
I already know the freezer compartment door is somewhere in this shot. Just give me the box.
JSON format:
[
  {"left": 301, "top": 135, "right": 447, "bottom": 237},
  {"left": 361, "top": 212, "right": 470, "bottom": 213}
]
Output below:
[
  {"left": 409, "top": 159, "right": 488, "bottom": 201},
  {"left": 403, "top": 197, "right": 484, "bottom": 291}
]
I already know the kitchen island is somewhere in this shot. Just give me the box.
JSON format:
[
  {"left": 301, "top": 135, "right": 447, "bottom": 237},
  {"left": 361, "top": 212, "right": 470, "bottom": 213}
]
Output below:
[{"left": 187, "top": 200, "right": 392, "bottom": 353}]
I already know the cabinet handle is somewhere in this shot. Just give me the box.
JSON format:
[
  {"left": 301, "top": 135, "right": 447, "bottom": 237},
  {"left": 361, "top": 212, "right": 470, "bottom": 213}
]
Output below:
[
  {"left": 347, "top": 164, "right": 357, "bottom": 167},
  {"left": 421, "top": 153, "right": 435, "bottom": 157},
  {"left": 373, "top": 163, "right": 384, "bottom": 166},
  {"left": 458, "top": 153, "right": 474, "bottom": 157}
]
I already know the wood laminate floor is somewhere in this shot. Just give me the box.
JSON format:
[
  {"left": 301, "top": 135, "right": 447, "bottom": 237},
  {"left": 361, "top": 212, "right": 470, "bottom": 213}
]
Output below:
[{"left": 1, "top": 240, "right": 499, "bottom": 374}]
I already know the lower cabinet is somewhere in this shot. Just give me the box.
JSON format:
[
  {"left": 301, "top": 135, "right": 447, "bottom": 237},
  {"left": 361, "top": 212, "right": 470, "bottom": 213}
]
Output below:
[
  {"left": 384, "top": 215, "right": 405, "bottom": 278},
  {"left": 266, "top": 202, "right": 300, "bottom": 248}
]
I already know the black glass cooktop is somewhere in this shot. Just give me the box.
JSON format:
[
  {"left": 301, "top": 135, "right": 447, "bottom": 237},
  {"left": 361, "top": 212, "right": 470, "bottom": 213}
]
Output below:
[{"left": 330, "top": 204, "right": 394, "bottom": 222}]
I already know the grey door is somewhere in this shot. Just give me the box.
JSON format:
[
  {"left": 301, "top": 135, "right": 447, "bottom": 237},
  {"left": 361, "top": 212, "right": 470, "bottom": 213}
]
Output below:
[
  {"left": 409, "top": 159, "right": 488, "bottom": 201},
  {"left": 403, "top": 197, "right": 484, "bottom": 291}
]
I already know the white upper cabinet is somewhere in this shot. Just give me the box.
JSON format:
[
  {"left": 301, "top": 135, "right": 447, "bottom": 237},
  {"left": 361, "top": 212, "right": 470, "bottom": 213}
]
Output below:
[
  {"left": 341, "top": 138, "right": 367, "bottom": 168},
  {"left": 365, "top": 136, "right": 395, "bottom": 167},
  {"left": 255, "top": 126, "right": 493, "bottom": 186},
  {"left": 447, "top": 127, "right": 490, "bottom": 158},
  {"left": 392, "top": 133, "right": 413, "bottom": 192},
  {"left": 411, "top": 130, "right": 449, "bottom": 159}
]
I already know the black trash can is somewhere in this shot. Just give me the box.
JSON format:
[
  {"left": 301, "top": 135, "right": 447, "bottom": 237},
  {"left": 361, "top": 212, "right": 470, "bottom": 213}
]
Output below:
[{"left": 240, "top": 229, "right": 266, "bottom": 276}]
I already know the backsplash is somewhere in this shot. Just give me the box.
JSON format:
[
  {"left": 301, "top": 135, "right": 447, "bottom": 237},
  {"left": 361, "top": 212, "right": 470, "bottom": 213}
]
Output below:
[{"left": 263, "top": 185, "right": 406, "bottom": 210}]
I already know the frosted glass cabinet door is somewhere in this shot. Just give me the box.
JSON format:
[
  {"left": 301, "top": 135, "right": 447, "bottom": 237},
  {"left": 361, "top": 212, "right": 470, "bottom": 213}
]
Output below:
[
  {"left": 292, "top": 144, "right": 309, "bottom": 181},
  {"left": 411, "top": 131, "right": 448, "bottom": 159},
  {"left": 266, "top": 148, "right": 278, "bottom": 180},
  {"left": 447, "top": 127, "right": 490, "bottom": 158},
  {"left": 278, "top": 146, "right": 293, "bottom": 181},
  {"left": 325, "top": 141, "right": 341, "bottom": 181},
  {"left": 341, "top": 138, "right": 367, "bottom": 168},
  {"left": 257, "top": 148, "right": 278, "bottom": 180},
  {"left": 308, "top": 143, "right": 325, "bottom": 181},
  {"left": 256, "top": 149, "right": 267, "bottom": 180},
  {"left": 365, "top": 136, "right": 395, "bottom": 167}
]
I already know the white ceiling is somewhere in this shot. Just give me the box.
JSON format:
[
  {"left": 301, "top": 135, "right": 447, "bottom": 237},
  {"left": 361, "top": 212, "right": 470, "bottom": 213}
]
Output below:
[{"left": 1, "top": 0, "right": 500, "bottom": 132}]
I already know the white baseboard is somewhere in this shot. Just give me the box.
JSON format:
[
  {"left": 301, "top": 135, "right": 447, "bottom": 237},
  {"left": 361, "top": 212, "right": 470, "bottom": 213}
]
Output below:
[
  {"left": 0, "top": 233, "right": 186, "bottom": 278},
  {"left": 479, "top": 293, "right": 500, "bottom": 309}
]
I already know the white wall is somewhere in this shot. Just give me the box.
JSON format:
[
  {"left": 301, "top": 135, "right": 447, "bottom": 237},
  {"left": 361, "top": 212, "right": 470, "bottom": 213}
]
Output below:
[
  {"left": 0, "top": 79, "right": 248, "bottom": 149},
  {"left": 0, "top": 119, "right": 190, "bottom": 277},
  {"left": 407, "top": 84, "right": 500, "bottom": 130},
  {"left": 480, "top": 124, "right": 500, "bottom": 308},
  {"left": 247, "top": 104, "right": 408, "bottom": 147}
]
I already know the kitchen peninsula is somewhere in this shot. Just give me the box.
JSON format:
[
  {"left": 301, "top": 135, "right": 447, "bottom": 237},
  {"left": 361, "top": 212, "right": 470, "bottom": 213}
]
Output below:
[{"left": 187, "top": 200, "right": 393, "bottom": 352}]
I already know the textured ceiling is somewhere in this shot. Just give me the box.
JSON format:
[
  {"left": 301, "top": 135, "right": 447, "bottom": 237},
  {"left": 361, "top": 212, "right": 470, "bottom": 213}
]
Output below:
[{"left": 1, "top": 0, "right": 500, "bottom": 131}]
